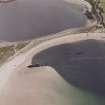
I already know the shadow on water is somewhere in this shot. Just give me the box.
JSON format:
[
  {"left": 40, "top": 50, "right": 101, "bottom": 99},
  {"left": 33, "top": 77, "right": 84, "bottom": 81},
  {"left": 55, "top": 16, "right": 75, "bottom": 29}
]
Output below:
[
  {"left": 32, "top": 39, "right": 105, "bottom": 96},
  {"left": 0, "top": 0, "right": 86, "bottom": 41}
]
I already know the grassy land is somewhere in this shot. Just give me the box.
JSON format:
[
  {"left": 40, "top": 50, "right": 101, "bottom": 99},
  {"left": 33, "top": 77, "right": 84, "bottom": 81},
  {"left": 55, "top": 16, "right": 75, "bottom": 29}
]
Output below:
[
  {"left": 0, "top": 46, "right": 15, "bottom": 65},
  {"left": 86, "top": 0, "right": 105, "bottom": 23},
  {"left": 15, "top": 43, "right": 28, "bottom": 51},
  {"left": 100, "top": 0, "right": 105, "bottom": 22},
  {"left": 0, "top": 43, "right": 28, "bottom": 65}
]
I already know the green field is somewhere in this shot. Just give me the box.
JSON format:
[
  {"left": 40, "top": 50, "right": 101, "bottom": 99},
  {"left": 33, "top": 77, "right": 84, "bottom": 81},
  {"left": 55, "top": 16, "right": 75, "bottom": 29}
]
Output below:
[
  {"left": 0, "top": 43, "right": 28, "bottom": 66},
  {"left": 100, "top": 0, "right": 105, "bottom": 22},
  {"left": 0, "top": 46, "right": 14, "bottom": 65},
  {"left": 86, "top": 0, "right": 105, "bottom": 22}
]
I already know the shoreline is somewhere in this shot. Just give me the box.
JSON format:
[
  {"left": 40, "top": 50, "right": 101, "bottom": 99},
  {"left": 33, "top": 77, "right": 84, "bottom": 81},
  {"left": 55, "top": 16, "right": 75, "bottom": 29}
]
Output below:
[
  {"left": 0, "top": 0, "right": 98, "bottom": 65},
  {"left": 0, "top": 1, "right": 105, "bottom": 104}
]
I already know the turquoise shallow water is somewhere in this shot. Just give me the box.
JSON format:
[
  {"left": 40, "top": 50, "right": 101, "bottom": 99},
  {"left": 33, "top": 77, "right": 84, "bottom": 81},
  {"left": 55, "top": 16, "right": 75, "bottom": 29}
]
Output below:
[
  {"left": 0, "top": 0, "right": 86, "bottom": 41},
  {"left": 62, "top": 83, "right": 105, "bottom": 105},
  {"left": 0, "top": 65, "right": 105, "bottom": 105},
  {"left": 32, "top": 39, "right": 105, "bottom": 105}
]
